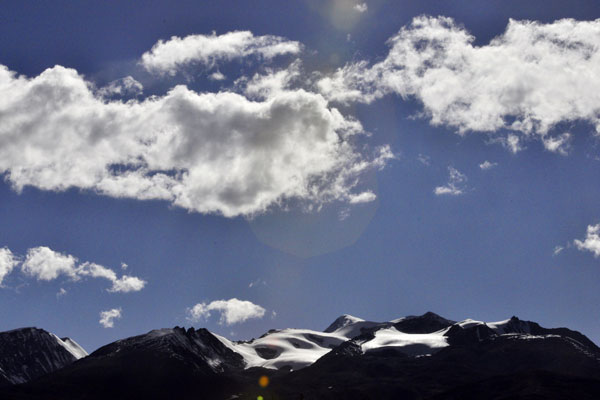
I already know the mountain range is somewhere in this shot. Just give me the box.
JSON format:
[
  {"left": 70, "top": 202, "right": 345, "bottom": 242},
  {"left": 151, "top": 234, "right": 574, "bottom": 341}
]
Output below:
[{"left": 1, "top": 312, "right": 599, "bottom": 399}]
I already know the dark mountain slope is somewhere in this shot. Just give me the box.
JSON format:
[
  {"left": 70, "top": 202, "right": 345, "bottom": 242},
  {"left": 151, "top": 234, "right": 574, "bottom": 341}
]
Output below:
[
  {"left": 1, "top": 314, "right": 599, "bottom": 399},
  {"left": 1, "top": 326, "right": 256, "bottom": 400},
  {"left": 0, "top": 328, "right": 86, "bottom": 386},
  {"left": 257, "top": 321, "right": 600, "bottom": 399}
]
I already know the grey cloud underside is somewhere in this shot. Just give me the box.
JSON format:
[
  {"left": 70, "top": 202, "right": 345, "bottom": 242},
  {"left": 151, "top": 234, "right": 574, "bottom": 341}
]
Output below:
[
  {"left": 318, "top": 16, "right": 600, "bottom": 153},
  {"left": 0, "top": 65, "right": 390, "bottom": 217}
]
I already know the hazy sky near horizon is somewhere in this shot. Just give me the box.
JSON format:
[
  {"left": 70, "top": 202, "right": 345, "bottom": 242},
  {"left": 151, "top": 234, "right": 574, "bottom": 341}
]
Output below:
[{"left": 1, "top": 0, "right": 600, "bottom": 352}]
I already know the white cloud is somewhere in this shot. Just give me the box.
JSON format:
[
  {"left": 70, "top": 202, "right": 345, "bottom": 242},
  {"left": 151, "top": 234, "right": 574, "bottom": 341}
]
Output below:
[
  {"left": 56, "top": 287, "right": 67, "bottom": 298},
  {"left": 543, "top": 132, "right": 571, "bottom": 155},
  {"left": 99, "top": 308, "right": 122, "bottom": 328},
  {"left": 97, "top": 76, "right": 143, "bottom": 98},
  {"left": 208, "top": 71, "right": 226, "bottom": 81},
  {"left": 338, "top": 207, "right": 351, "bottom": 221},
  {"left": 120, "top": 262, "right": 128, "bottom": 270},
  {"left": 77, "top": 262, "right": 146, "bottom": 293},
  {"left": 354, "top": 3, "right": 368, "bottom": 13},
  {"left": 479, "top": 160, "right": 497, "bottom": 170},
  {"left": 553, "top": 245, "right": 564, "bottom": 256},
  {"left": 417, "top": 153, "right": 431, "bottom": 166},
  {"left": 240, "top": 60, "right": 302, "bottom": 100},
  {"left": 187, "top": 298, "right": 266, "bottom": 326},
  {"left": 0, "top": 64, "right": 391, "bottom": 218},
  {"left": 0, "top": 247, "right": 18, "bottom": 286},
  {"left": 7, "top": 246, "right": 146, "bottom": 292},
  {"left": 21, "top": 247, "right": 78, "bottom": 281},
  {"left": 140, "top": 31, "right": 301, "bottom": 75},
  {"left": 318, "top": 16, "right": 600, "bottom": 151},
  {"left": 76, "top": 262, "right": 117, "bottom": 281},
  {"left": 434, "top": 167, "right": 467, "bottom": 196},
  {"left": 574, "top": 223, "right": 600, "bottom": 258},
  {"left": 348, "top": 191, "right": 376, "bottom": 204},
  {"left": 248, "top": 278, "right": 266, "bottom": 288},
  {"left": 109, "top": 275, "right": 146, "bottom": 293}
]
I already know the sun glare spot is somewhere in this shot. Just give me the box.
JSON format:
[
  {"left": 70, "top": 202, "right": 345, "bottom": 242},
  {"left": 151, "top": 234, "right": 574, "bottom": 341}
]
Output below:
[{"left": 258, "top": 375, "right": 269, "bottom": 388}]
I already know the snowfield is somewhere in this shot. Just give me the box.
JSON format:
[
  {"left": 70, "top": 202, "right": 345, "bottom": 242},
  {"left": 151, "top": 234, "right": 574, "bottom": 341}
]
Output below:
[{"left": 215, "top": 314, "right": 454, "bottom": 370}]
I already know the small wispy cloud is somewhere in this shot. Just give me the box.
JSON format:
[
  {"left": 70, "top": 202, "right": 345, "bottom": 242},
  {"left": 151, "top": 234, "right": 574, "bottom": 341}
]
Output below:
[
  {"left": 99, "top": 308, "right": 122, "bottom": 328},
  {"left": 434, "top": 167, "right": 467, "bottom": 196},
  {"left": 209, "top": 71, "right": 226, "bottom": 81},
  {"left": 543, "top": 133, "right": 571, "bottom": 155},
  {"left": 338, "top": 207, "right": 351, "bottom": 221},
  {"left": 553, "top": 245, "right": 564, "bottom": 256},
  {"left": 56, "top": 288, "right": 67, "bottom": 298},
  {"left": 248, "top": 278, "right": 267, "bottom": 288},
  {"left": 479, "top": 160, "right": 498, "bottom": 170},
  {"left": 354, "top": 3, "right": 368, "bottom": 13},
  {"left": 417, "top": 154, "right": 431, "bottom": 166}
]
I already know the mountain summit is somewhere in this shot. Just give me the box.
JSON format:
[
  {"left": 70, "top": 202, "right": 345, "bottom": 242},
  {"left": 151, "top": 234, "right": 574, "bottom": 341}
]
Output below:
[{"left": 324, "top": 314, "right": 366, "bottom": 333}]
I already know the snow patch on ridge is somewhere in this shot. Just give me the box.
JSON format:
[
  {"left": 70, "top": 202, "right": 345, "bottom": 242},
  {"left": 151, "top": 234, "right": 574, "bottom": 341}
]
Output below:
[
  {"left": 49, "top": 333, "right": 87, "bottom": 359},
  {"left": 360, "top": 327, "right": 449, "bottom": 356},
  {"left": 57, "top": 336, "right": 88, "bottom": 359},
  {"left": 215, "top": 329, "right": 348, "bottom": 370}
]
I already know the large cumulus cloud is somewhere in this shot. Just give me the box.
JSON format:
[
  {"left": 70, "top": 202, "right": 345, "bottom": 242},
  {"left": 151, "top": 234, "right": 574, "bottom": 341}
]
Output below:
[
  {"left": 0, "top": 64, "right": 390, "bottom": 217},
  {"left": 318, "top": 16, "right": 600, "bottom": 153}
]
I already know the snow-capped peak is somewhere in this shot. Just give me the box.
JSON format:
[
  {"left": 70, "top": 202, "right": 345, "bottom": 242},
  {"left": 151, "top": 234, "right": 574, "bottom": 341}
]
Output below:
[
  {"left": 488, "top": 316, "right": 532, "bottom": 334},
  {"left": 323, "top": 314, "right": 365, "bottom": 333},
  {"left": 453, "top": 316, "right": 532, "bottom": 335},
  {"left": 215, "top": 328, "right": 349, "bottom": 371},
  {"left": 0, "top": 327, "right": 87, "bottom": 385},
  {"left": 360, "top": 326, "right": 449, "bottom": 356}
]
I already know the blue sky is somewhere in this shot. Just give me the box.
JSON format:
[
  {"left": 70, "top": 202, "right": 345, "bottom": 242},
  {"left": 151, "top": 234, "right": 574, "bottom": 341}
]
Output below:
[{"left": 1, "top": 0, "right": 599, "bottom": 352}]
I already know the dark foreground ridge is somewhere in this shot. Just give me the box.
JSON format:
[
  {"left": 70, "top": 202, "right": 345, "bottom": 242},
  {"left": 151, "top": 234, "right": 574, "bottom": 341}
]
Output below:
[
  {"left": 1, "top": 313, "right": 599, "bottom": 399},
  {"left": 0, "top": 327, "right": 87, "bottom": 386}
]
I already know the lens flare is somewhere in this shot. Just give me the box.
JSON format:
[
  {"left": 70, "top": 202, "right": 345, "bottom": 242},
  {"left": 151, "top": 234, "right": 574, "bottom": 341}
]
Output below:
[{"left": 258, "top": 375, "right": 269, "bottom": 388}]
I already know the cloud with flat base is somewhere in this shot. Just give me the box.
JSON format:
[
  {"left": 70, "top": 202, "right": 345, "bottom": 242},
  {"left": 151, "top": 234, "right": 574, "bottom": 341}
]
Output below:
[{"left": 187, "top": 298, "right": 266, "bottom": 326}]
